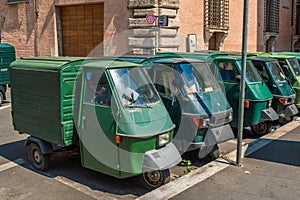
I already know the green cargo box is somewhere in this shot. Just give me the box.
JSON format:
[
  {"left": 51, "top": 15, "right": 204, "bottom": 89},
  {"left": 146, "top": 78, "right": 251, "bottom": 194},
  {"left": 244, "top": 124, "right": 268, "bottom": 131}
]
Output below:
[
  {"left": 0, "top": 43, "right": 15, "bottom": 85},
  {"left": 11, "top": 57, "right": 85, "bottom": 146}
]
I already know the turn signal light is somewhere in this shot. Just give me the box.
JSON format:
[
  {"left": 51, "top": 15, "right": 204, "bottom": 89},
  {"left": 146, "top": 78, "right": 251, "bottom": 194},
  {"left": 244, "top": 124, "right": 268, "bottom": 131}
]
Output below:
[
  {"left": 244, "top": 100, "right": 250, "bottom": 108},
  {"left": 192, "top": 118, "right": 203, "bottom": 127},
  {"left": 116, "top": 135, "right": 122, "bottom": 144},
  {"left": 279, "top": 98, "right": 286, "bottom": 105}
]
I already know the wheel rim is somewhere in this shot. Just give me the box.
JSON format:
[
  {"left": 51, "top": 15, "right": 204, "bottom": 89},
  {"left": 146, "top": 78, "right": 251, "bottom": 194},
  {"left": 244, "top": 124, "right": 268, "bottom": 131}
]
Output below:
[
  {"left": 143, "top": 171, "right": 163, "bottom": 187},
  {"left": 33, "top": 149, "right": 42, "bottom": 164},
  {"left": 252, "top": 122, "right": 268, "bottom": 135}
]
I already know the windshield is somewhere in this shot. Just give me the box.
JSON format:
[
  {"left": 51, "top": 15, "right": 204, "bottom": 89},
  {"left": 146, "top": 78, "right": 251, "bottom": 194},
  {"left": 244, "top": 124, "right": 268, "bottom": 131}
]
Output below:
[
  {"left": 176, "top": 62, "right": 221, "bottom": 94},
  {"left": 268, "top": 62, "right": 286, "bottom": 82},
  {"left": 287, "top": 58, "right": 300, "bottom": 76},
  {"left": 238, "top": 60, "right": 262, "bottom": 83},
  {"left": 110, "top": 67, "right": 160, "bottom": 107}
]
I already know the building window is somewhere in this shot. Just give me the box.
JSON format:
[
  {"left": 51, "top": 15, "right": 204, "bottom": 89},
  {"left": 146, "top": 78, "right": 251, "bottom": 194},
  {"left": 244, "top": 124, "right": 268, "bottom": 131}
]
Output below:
[
  {"left": 296, "top": 5, "right": 300, "bottom": 35},
  {"left": 205, "top": 0, "right": 229, "bottom": 30},
  {"left": 264, "top": 0, "right": 280, "bottom": 33},
  {"left": 7, "top": 0, "right": 28, "bottom": 3}
]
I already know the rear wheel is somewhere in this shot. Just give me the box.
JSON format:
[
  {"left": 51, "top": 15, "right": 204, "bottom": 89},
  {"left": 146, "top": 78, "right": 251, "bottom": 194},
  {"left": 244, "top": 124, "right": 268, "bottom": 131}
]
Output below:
[
  {"left": 139, "top": 169, "right": 170, "bottom": 190},
  {"left": 0, "top": 92, "right": 3, "bottom": 106},
  {"left": 251, "top": 122, "right": 272, "bottom": 136},
  {"left": 27, "top": 143, "right": 50, "bottom": 171}
]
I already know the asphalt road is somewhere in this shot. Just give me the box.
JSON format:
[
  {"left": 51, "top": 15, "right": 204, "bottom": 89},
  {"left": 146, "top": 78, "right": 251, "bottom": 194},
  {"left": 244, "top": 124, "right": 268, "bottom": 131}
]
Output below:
[
  {"left": 0, "top": 90, "right": 261, "bottom": 200},
  {"left": 0, "top": 98, "right": 150, "bottom": 200}
]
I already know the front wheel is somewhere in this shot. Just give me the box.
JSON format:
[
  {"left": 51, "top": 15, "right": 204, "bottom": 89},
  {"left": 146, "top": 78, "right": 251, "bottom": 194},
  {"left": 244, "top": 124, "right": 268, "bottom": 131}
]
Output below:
[
  {"left": 139, "top": 169, "right": 170, "bottom": 190},
  {"left": 251, "top": 122, "right": 272, "bottom": 136},
  {"left": 27, "top": 143, "right": 50, "bottom": 171}
]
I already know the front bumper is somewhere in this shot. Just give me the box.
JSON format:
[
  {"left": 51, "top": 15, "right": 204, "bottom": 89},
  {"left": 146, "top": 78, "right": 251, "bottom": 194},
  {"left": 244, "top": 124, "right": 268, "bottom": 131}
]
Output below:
[
  {"left": 260, "top": 107, "right": 279, "bottom": 122},
  {"left": 190, "top": 124, "right": 234, "bottom": 148},
  {"left": 142, "top": 143, "right": 182, "bottom": 172},
  {"left": 283, "top": 104, "right": 298, "bottom": 117}
]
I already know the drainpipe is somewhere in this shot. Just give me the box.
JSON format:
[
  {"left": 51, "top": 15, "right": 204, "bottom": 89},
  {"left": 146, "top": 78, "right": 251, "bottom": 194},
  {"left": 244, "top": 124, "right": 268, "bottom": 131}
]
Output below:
[
  {"left": 34, "top": 0, "right": 39, "bottom": 56},
  {"left": 0, "top": 16, "right": 5, "bottom": 43}
]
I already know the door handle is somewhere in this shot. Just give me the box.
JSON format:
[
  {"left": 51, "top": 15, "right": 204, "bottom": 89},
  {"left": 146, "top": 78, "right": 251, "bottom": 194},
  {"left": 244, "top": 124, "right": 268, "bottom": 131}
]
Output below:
[{"left": 81, "top": 115, "right": 86, "bottom": 129}]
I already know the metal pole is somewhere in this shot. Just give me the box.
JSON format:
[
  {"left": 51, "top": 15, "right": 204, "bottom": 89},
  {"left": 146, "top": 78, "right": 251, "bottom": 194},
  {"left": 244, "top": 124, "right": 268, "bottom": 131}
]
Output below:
[{"left": 236, "top": 0, "right": 249, "bottom": 166}]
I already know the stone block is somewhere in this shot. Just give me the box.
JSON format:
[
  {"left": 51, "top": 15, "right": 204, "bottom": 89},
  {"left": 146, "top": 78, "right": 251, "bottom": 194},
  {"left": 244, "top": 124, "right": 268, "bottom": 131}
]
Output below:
[
  {"left": 128, "top": 37, "right": 156, "bottom": 48},
  {"left": 133, "top": 8, "right": 177, "bottom": 17},
  {"left": 159, "top": 36, "right": 180, "bottom": 48},
  {"left": 129, "top": 0, "right": 179, "bottom": 9},
  {"left": 129, "top": 28, "right": 156, "bottom": 37},
  {"left": 159, "top": 28, "right": 177, "bottom": 37}
]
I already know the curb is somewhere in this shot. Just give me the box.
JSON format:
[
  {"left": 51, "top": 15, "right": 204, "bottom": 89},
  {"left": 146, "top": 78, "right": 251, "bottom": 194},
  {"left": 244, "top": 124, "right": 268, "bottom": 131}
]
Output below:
[{"left": 136, "top": 120, "right": 300, "bottom": 200}]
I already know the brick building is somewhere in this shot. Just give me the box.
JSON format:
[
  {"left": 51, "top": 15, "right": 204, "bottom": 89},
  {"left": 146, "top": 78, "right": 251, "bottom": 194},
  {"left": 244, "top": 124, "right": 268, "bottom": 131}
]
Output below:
[{"left": 0, "top": 0, "right": 298, "bottom": 59}]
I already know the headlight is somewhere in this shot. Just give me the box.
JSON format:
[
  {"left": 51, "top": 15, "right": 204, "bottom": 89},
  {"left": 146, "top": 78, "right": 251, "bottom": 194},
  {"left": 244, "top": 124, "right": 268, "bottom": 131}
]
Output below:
[
  {"left": 268, "top": 99, "right": 272, "bottom": 107},
  {"left": 229, "top": 111, "right": 233, "bottom": 121},
  {"left": 202, "top": 118, "right": 210, "bottom": 127},
  {"left": 158, "top": 132, "right": 170, "bottom": 147}
]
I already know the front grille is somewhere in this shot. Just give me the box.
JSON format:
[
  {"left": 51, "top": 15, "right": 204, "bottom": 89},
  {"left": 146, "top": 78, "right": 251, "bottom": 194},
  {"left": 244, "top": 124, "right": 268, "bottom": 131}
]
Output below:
[{"left": 210, "top": 109, "right": 232, "bottom": 127}]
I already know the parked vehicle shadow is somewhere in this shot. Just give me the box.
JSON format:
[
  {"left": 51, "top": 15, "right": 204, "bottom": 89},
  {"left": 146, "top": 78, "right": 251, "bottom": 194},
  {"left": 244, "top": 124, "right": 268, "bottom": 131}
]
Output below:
[
  {"left": 0, "top": 140, "right": 149, "bottom": 198},
  {"left": 246, "top": 138, "right": 300, "bottom": 167}
]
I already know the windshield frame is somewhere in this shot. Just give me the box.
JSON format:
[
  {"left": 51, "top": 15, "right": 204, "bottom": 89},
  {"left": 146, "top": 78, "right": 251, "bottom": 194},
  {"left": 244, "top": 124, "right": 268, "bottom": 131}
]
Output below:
[
  {"left": 237, "top": 60, "right": 262, "bottom": 83},
  {"left": 287, "top": 58, "right": 300, "bottom": 76},
  {"left": 109, "top": 66, "right": 161, "bottom": 107},
  {"left": 267, "top": 61, "right": 286, "bottom": 83},
  {"left": 175, "top": 62, "right": 221, "bottom": 94}
]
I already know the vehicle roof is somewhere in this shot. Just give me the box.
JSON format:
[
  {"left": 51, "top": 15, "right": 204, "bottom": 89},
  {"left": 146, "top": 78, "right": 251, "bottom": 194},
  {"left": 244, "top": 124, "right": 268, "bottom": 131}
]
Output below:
[
  {"left": 11, "top": 57, "right": 140, "bottom": 71},
  {"left": 250, "top": 56, "right": 278, "bottom": 62},
  {"left": 211, "top": 55, "right": 243, "bottom": 61},
  {"left": 0, "top": 43, "right": 15, "bottom": 53},
  {"left": 150, "top": 57, "right": 206, "bottom": 64},
  {"left": 259, "top": 53, "right": 296, "bottom": 59}
]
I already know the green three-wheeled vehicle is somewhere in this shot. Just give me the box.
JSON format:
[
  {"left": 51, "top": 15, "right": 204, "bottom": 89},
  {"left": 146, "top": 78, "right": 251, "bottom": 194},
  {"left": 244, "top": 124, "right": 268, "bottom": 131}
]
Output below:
[{"left": 10, "top": 57, "right": 181, "bottom": 189}]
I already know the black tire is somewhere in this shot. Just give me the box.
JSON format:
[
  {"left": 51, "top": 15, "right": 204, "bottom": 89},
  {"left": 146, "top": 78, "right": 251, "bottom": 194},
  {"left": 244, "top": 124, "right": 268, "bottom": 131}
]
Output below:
[
  {"left": 0, "top": 92, "right": 3, "bottom": 106},
  {"left": 251, "top": 121, "right": 272, "bottom": 136},
  {"left": 27, "top": 143, "right": 50, "bottom": 171},
  {"left": 278, "top": 116, "right": 293, "bottom": 125},
  {"left": 139, "top": 169, "right": 170, "bottom": 190},
  {"left": 208, "top": 145, "right": 220, "bottom": 160}
]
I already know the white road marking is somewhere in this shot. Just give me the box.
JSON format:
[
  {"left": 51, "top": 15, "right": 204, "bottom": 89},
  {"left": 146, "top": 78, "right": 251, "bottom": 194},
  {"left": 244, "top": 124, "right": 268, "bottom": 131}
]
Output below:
[
  {"left": 54, "top": 176, "right": 118, "bottom": 200},
  {"left": 0, "top": 158, "right": 25, "bottom": 172},
  {"left": 136, "top": 120, "right": 300, "bottom": 200},
  {"left": 0, "top": 104, "right": 11, "bottom": 110}
]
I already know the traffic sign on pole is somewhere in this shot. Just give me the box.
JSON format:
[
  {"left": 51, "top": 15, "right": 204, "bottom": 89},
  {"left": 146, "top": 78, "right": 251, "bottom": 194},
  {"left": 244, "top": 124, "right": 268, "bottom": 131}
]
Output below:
[{"left": 146, "top": 14, "right": 156, "bottom": 25}]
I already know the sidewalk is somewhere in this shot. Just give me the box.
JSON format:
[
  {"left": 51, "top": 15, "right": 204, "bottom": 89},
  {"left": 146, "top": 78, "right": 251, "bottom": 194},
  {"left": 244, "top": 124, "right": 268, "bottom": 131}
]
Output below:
[
  {"left": 138, "top": 120, "right": 300, "bottom": 200},
  {"left": 172, "top": 125, "right": 300, "bottom": 200}
]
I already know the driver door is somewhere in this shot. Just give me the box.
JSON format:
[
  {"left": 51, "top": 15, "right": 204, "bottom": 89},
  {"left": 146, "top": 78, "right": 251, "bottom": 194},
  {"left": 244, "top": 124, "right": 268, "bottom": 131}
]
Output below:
[{"left": 78, "top": 69, "right": 119, "bottom": 177}]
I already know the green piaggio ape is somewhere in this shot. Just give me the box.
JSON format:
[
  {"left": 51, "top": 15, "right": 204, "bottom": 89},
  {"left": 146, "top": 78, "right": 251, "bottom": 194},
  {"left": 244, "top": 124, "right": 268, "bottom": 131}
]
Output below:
[
  {"left": 157, "top": 52, "right": 279, "bottom": 135},
  {"left": 0, "top": 43, "right": 15, "bottom": 105},
  {"left": 250, "top": 57, "right": 298, "bottom": 123},
  {"left": 211, "top": 55, "right": 279, "bottom": 135},
  {"left": 258, "top": 53, "right": 300, "bottom": 109},
  {"left": 10, "top": 57, "right": 181, "bottom": 189},
  {"left": 117, "top": 55, "right": 234, "bottom": 159}
]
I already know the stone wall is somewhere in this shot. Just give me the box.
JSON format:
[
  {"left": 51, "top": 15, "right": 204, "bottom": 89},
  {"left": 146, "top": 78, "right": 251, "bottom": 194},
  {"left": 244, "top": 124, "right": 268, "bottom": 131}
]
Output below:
[{"left": 128, "top": 0, "right": 180, "bottom": 55}]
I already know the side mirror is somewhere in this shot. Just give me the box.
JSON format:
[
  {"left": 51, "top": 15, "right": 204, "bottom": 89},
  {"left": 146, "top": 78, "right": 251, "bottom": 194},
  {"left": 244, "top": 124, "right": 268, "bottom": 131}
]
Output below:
[
  {"left": 122, "top": 87, "right": 139, "bottom": 103},
  {"left": 282, "top": 65, "right": 289, "bottom": 69},
  {"left": 235, "top": 75, "right": 241, "bottom": 81}
]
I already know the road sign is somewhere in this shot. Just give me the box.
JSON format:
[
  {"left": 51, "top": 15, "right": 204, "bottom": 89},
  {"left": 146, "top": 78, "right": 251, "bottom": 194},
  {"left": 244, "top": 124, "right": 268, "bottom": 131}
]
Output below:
[
  {"left": 158, "top": 16, "right": 169, "bottom": 26},
  {"left": 146, "top": 14, "right": 156, "bottom": 25}
]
